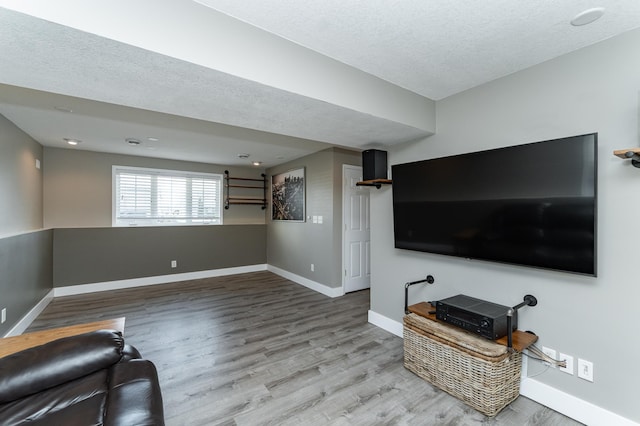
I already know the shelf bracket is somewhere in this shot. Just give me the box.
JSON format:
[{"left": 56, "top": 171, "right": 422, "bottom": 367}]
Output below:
[
  {"left": 506, "top": 295, "right": 537, "bottom": 350},
  {"left": 404, "top": 275, "right": 435, "bottom": 314}
]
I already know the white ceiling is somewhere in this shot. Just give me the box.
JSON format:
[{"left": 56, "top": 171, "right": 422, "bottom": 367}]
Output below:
[
  {"left": 1, "top": 1, "right": 639, "bottom": 167},
  {"left": 198, "top": 0, "right": 640, "bottom": 100}
]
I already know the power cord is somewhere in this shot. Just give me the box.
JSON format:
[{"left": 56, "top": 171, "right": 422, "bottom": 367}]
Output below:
[{"left": 524, "top": 344, "right": 567, "bottom": 369}]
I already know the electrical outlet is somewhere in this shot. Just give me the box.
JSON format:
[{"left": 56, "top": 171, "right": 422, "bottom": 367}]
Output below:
[
  {"left": 559, "top": 353, "right": 574, "bottom": 375},
  {"left": 542, "top": 346, "right": 557, "bottom": 367},
  {"left": 310, "top": 263, "right": 315, "bottom": 272},
  {"left": 578, "top": 358, "right": 594, "bottom": 382},
  {"left": 171, "top": 260, "right": 177, "bottom": 268},
  {"left": 1, "top": 308, "right": 6, "bottom": 324}
]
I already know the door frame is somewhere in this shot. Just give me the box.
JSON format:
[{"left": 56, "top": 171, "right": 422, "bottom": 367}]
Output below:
[{"left": 341, "top": 164, "right": 370, "bottom": 293}]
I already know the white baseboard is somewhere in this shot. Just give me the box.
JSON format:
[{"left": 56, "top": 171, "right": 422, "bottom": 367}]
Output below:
[
  {"left": 520, "top": 378, "right": 638, "bottom": 426},
  {"left": 368, "top": 309, "right": 403, "bottom": 337},
  {"left": 267, "top": 265, "right": 344, "bottom": 298},
  {"left": 3, "top": 289, "right": 54, "bottom": 337},
  {"left": 366, "top": 309, "right": 638, "bottom": 426},
  {"left": 53, "top": 264, "right": 268, "bottom": 297},
  {"left": 53, "top": 264, "right": 346, "bottom": 300}
]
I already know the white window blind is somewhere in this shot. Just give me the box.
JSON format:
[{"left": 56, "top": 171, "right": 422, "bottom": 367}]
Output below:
[{"left": 113, "top": 166, "right": 222, "bottom": 226}]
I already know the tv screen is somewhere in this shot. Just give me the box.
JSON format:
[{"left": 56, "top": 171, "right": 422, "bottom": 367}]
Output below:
[{"left": 392, "top": 133, "right": 597, "bottom": 275}]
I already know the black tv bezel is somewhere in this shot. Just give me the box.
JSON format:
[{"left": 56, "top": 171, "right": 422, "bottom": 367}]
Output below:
[{"left": 391, "top": 133, "right": 598, "bottom": 276}]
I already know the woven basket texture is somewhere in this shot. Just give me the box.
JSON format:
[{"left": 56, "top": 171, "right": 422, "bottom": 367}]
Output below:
[{"left": 403, "top": 314, "right": 522, "bottom": 417}]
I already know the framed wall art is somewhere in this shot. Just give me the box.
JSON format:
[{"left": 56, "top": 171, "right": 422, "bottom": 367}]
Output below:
[{"left": 271, "top": 168, "right": 305, "bottom": 221}]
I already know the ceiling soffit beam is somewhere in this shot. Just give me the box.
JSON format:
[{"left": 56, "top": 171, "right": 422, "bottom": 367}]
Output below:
[{"left": 0, "top": 1, "right": 435, "bottom": 136}]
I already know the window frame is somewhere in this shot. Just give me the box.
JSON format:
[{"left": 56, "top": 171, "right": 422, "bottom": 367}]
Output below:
[{"left": 112, "top": 165, "right": 223, "bottom": 227}]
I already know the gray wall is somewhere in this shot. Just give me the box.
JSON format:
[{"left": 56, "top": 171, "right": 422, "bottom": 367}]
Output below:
[
  {"left": 371, "top": 29, "right": 640, "bottom": 421},
  {"left": 43, "top": 148, "right": 270, "bottom": 287},
  {"left": 0, "top": 114, "right": 51, "bottom": 336},
  {"left": 43, "top": 147, "right": 268, "bottom": 228},
  {"left": 53, "top": 225, "right": 265, "bottom": 287},
  {"left": 0, "top": 114, "right": 43, "bottom": 235},
  {"left": 0, "top": 230, "right": 53, "bottom": 335},
  {"left": 267, "top": 147, "right": 360, "bottom": 289}
]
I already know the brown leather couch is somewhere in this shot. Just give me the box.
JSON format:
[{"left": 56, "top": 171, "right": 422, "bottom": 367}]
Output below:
[{"left": 0, "top": 329, "right": 164, "bottom": 425}]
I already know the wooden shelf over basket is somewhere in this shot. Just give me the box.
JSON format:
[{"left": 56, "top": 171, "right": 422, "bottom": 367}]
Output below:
[{"left": 407, "top": 302, "right": 538, "bottom": 352}]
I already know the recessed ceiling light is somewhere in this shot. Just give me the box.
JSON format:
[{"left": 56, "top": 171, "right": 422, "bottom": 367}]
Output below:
[
  {"left": 126, "top": 138, "right": 142, "bottom": 146},
  {"left": 63, "top": 138, "right": 81, "bottom": 146},
  {"left": 571, "top": 7, "right": 605, "bottom": 26},
  {"left": 238, "top": 153, "right": 250, "bottom": 159},
  {"left": 252, "top": 161, "right": 262, "bottom": 166},
  {"left": 147, "top": 137, "right": 159, "bottom": 142}
]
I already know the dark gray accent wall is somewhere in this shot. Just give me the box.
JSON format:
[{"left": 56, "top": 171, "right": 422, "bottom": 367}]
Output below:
[
  {"left": 0, "top": 230, "right": 52, "bottom": 336},
  {"left": 53, "top": 225, "right": 266, "bottom": 287}
]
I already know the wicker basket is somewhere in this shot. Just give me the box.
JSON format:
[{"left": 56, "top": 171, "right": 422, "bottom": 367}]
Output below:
[{"left": 403, "top": 313, "right": 522, "bottom": 417}]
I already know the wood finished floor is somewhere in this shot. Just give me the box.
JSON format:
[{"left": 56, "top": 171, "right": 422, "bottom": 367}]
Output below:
[{"left": 28, "top": 271, "right": 582, "bottom": 426}]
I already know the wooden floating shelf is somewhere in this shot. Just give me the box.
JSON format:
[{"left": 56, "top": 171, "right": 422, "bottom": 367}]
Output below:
[
  {"left": 228, "top": 201, "right": 267, "bottom": 206},
  {"left": 225, "top": 176, "right": 265, "bottom": 182},
  {"left": 614, "top": 148, "right": 640, "bottom": 168},
  {"left": 228, "top": 184, "right": 264, "bottom": 189},
  {"left": 356, "top": 179, "right": 392, "bottom": 189},
  {"left": 613, "top": 148, "right": 640, "bottom": 159},
  {"left": 227, "top": 198, "right": 267, "bottom": 205}
]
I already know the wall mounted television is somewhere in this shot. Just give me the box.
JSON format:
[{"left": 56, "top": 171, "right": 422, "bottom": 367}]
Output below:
[{"left": 392, "top": 133, "right": 597, "bottom": 276}]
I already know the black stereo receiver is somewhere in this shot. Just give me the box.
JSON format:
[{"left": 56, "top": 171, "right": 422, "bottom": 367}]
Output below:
[{"left": 435, "top": 294, "right": 516, "bottom": 340}]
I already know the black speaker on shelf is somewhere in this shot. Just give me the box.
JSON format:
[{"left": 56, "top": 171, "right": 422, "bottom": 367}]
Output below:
[{"left": 362, "top": 149, "right": 387, "bottom": 181}]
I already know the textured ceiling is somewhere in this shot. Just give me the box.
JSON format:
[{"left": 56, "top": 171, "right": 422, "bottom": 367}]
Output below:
[
  {"left": 1, "top": 1, "right": 640, "bottom": 166},
  {"left": 197, "top": 0, "right": 640, "bottom": 100}
]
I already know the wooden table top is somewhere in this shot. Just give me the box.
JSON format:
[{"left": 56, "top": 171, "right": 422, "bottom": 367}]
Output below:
[
  {"left": 0, "top": 317, "right": 125, "bottom": 358},
  {"left": 408, "top": 302, "right": 537, "bottom": 352}
]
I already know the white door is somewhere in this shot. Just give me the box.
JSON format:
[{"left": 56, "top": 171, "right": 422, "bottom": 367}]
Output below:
[{"left": 343, "top": 165, "right": 371, "bottom": 293}]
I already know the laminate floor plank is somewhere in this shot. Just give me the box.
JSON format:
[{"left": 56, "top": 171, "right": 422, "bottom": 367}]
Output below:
[{"left": 26, "top": 271, "right": 582, "bottom": 425}]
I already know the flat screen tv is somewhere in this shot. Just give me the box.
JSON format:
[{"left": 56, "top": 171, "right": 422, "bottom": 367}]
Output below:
[{"left": 392, "top": 133, "right": 597, "bottom": 276}]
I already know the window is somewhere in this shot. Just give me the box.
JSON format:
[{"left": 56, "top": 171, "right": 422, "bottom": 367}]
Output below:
[{"left": 113, "top": 166, "right": 222, "bottom": 226}]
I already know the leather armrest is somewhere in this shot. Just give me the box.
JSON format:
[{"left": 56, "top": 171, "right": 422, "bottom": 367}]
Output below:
[
  {"left": 0, "top": 330, "right": 124, "bottom": 403},
  {"left": 105, "top": 359, "right": 165, "bottom": 426},
  {"left": 121, "top": 344, "right": 142, "bottom": 361}
]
